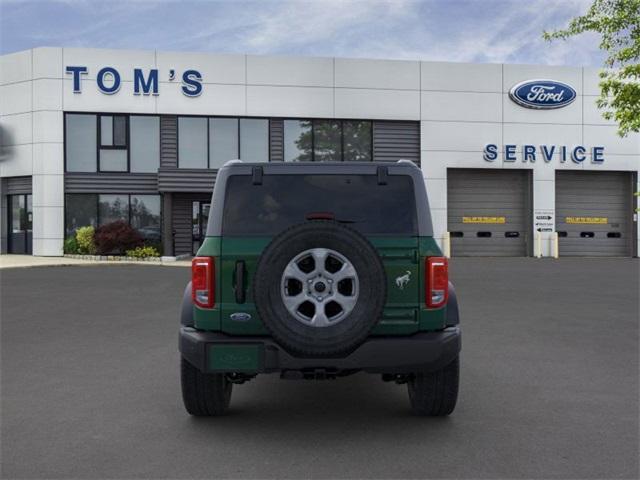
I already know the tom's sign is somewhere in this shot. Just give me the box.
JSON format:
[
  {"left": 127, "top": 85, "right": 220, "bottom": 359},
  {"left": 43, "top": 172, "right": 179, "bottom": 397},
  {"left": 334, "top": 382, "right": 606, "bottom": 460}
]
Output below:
[
  {"left": 509, "top": 79, "right": 576, "bottom": 109},
  {"left": 65, "top": 66, "right": 203, "bottom": 97}
]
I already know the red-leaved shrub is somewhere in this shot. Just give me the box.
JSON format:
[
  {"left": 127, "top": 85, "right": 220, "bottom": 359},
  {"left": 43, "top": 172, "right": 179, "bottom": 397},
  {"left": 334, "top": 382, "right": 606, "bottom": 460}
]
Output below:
[{"left": 94, "top": 220, "right": 143, "bottom": 255}]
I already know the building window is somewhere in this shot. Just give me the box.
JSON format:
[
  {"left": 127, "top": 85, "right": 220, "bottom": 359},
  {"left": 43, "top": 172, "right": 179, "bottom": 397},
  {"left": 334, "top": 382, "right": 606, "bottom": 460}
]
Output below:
[
  {"left": 284, "top": 120, "right": 312, "bottom": 162},
  {"left": 65, "top": 114, "right": 97, "bottom": 172},
  {"left": 178, "top": 116, "right": 269, "bottom": 168},
  {"left": 65, "top": 113, "right": 160, "bottom": 173},
  {"left": 313, "top": 120, "right": 342, "bottom": 162},
  {"left": 130, "top": 116, "right": 160, "bottom": 173},
  {"left": 131, "top": 195, "right": 161, "bottom": 245},
  {"left": 209, "top": 118, "right": 239, "bottom": 169},
  {"left": 283, "top": 119, "right": 372, "bottom": 162},
  {"left": 178, "top": 117, "right": 208, "bottom": 168},
  {"left": 240, "top": 118, "right": 269, "bottom": 163},
  {"left": 98, "top": 194, "right": 129, "bottom": 225},
  {"left": 65, "top": 194, "right": 98, "bottom": 236},
  {"left": 99, "top": 115, "right": 128, "bottom": 172},
  {"left": 65, "top": 193, "right": 161, "bottom": 245},
  {"left": 100, "top": 115, "right": 127, "bottom": 147},
  {"left": 343, "top": 121, "right": 372, "bottom": 162}
]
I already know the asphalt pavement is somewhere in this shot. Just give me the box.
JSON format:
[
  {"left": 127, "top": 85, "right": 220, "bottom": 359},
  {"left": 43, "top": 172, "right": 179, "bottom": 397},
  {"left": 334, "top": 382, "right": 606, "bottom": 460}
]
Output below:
[{"left": 1, "top": 258, "right": 638, "bottom": 479}]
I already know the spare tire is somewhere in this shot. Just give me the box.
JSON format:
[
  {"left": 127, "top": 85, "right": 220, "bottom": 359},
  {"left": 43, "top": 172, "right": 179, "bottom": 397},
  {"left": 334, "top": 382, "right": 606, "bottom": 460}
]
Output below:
[{"left": 253, "top": 221, "right": 386, "bottom": 357}]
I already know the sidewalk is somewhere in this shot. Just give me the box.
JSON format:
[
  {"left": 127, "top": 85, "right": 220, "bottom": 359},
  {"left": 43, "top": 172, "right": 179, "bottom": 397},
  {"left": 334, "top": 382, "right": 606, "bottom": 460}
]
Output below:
[{"left": 0, "top": 255, "right": 191, "bottom": 269}]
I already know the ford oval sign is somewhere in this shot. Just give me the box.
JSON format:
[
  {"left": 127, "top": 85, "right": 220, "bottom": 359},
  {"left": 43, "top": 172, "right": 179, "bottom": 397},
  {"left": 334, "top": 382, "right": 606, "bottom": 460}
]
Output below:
[{"left": 509, "top": 79, "right": 577, "bottom": 109}]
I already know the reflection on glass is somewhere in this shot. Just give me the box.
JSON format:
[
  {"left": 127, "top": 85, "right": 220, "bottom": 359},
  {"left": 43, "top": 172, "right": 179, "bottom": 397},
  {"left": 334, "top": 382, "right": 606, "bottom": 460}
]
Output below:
[
  {"left": 178, "top": 117, "right": 208, "bottom": 168},
  {"left": 65, "top": 194, "right": 98, "bottom": 236},
  {"left": 210, "top": 118, "right": 239, "bottom": 168},
  {"left": 130, "top": 116, "right": 160, "bottom": 173},
  {"left": 98, "top": 195, "right": 129, "bottom": 225},
  {"left": 100, "top": 116, "right": 113, "bottom": 146},
  {"left": 284, "top": 120, "right": 312, "bottom": 162},
  {"left": 113, "top": 116, "right": 127, "bottom": 146},
  {"left": 65, "top": 114, "right": 97, "bottom": 172},
  {"left": 313, "top": 120, "right": 341, "bottom": 162},
  {"left": 26, "top": 195, "right": 32, "bottom": 232},
  {"left": 100, "top": 149, "right": 127, "bottom": 171},
  {"left": 11, "top": 195, "right": 24, "bottom": 233},
  {"left": 131, "top": 195, "right": 161, "bottom": 244},
  {"left": 240, "top": 119, "right": 268, "bottom": 162},
  {"left": 343, "top": 121, "right": 372, "bottom": 162}
]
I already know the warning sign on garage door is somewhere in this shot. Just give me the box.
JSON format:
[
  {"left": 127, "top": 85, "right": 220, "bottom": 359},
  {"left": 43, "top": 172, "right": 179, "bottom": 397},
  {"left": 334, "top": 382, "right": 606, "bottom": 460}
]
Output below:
[
  {"left": 566, "top": 217, "right": 608, "bottom": 224},
  {"left": 534, "top": 209, "right": 554, "bottom": 232},
  {"left": 462, "top": 216, "right": 506, "bottom": 224}
]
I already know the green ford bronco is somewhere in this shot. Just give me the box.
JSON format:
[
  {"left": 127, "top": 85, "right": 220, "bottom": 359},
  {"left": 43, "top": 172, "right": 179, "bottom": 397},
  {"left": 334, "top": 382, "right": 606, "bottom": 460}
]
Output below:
[{"left": 180, "top": 160, "right": 461, "bottom": 416}]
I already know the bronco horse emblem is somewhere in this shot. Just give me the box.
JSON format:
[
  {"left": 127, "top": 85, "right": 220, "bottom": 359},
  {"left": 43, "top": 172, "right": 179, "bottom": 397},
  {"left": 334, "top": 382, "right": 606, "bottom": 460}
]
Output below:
[{"left": 395, "top": 271, "right": 411, "bottom": 290}]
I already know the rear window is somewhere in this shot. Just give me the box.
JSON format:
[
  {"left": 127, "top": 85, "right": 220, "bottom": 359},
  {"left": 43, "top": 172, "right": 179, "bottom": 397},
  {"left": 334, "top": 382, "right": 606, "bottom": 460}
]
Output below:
[{"left": 222, "top": 174, "right": 417, "bottom": 235}]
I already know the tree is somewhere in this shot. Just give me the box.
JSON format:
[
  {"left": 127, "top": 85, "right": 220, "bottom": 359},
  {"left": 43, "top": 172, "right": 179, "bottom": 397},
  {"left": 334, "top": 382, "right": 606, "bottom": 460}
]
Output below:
[{"left": 543, "top": 0, "right": 640, "bottom": 136}]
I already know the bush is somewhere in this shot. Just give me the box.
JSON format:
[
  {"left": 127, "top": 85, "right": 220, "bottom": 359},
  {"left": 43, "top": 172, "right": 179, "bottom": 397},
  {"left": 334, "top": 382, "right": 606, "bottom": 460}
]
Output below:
[
  {"left": 64, "top": 236, "right": 79, "bottom": 254},
  {"left": 125, "top": 245, "right": 160, "bottom": 258},
  {"left": 76, "top": 226, "right": 96, "bottom": 254},
  {"left": 94, "top": 221, "right": 143, "bottom": 255}
]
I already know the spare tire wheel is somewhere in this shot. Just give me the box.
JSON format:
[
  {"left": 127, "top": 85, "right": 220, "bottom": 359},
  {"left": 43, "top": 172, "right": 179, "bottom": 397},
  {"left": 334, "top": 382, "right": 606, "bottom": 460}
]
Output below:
[{"left": 253, "top": 221, "right": 386, "bottom": 357}]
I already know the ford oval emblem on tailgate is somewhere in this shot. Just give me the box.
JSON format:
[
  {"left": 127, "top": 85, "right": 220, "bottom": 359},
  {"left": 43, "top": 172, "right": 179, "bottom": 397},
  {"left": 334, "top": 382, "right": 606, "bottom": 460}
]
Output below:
[{"left": 230, "top": 312, "right": 252, "bottom": 322}]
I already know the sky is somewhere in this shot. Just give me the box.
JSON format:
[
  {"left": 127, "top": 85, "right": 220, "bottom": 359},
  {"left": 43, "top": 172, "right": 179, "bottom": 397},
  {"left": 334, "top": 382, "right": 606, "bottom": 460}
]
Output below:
[{"left": 0, "top": 0, "right": 605, "bottom": 66}]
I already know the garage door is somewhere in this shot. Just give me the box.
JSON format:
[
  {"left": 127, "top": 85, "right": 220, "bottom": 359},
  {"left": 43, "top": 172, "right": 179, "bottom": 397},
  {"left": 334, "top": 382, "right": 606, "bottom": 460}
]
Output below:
[
  {"left": 447, "top": 169, "right": 531, "bottom": 256},
  {"left": 556, "top": 171, "right": 634, "bottom": 256}
]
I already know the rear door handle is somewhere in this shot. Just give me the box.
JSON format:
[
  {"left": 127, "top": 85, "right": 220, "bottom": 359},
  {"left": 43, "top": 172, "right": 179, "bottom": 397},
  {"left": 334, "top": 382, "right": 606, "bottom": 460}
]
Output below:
[{"left": 234, "top": 261, "right": 246, "bottom": 304}]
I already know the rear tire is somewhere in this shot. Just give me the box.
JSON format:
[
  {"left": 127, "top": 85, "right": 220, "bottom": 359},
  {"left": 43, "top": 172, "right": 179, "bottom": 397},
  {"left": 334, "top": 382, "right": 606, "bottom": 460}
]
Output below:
[
  {"left": 181, "top": 357, "right": 232, "bottom": 416},
  {"left": 407, "top": 357, "right": 459, "bottom": 416}
]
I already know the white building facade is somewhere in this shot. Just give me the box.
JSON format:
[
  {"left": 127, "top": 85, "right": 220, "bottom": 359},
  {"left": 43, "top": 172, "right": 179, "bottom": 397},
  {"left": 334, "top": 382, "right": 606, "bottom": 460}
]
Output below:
[{"left": 1, "top": 47, "right": 638, "bottom": 257}]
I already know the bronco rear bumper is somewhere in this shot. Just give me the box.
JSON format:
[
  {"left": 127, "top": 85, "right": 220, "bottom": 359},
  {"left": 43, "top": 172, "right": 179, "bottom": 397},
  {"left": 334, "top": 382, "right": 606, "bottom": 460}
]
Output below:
[{"left": 179, "top": 326, "right": 461, "bottom": 374}]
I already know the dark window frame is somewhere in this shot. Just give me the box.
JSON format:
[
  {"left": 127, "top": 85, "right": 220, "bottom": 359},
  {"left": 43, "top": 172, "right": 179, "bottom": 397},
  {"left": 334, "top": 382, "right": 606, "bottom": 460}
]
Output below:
[
  {"left": 63, "top": 112, "right": 161, "bottom": 174},
  {"left": 63, "top": 112, "right": 98, "bottom": 173},
  {"left": 64, "top": 192, "right": 162, "bottom": 241},
  {"left": 7, "top": 193, "right": 33, "bottom": 254},
  {"left": 177, "top": 115, "right": 272, "bottom": 169},
  {"left": 98, "top": 114, "right": 129, "bottom": 172}
]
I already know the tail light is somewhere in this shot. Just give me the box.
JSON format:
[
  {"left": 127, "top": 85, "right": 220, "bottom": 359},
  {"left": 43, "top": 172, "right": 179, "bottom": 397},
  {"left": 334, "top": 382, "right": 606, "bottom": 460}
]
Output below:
[
  {"left": 426, "top": 256, "right": 448, "bottom": 308},
  {"left": 192, "top": 257, "right": 215, "bottom": 308}
]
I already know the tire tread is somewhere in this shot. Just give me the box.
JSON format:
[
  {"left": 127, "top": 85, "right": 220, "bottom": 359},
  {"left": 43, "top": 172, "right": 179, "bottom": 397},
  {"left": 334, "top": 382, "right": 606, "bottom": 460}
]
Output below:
[
  {"left": 181, "top": 358, "right": 232, "bottom": 416},
  {"left": 408, "top": 357, "right": 459, "bottom": 416}
]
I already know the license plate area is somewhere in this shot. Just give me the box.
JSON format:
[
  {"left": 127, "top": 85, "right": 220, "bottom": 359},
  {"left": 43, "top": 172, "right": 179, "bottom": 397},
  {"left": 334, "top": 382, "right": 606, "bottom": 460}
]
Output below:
[{"left": 207, "top": 344, "right": 264, "bottom": 372}]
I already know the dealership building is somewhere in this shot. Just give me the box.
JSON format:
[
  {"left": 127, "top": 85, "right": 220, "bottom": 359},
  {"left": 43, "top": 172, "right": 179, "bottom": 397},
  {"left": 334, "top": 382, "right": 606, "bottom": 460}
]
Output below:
[{"left": 0, "top": 47, "right": 638, "bottom": 257}]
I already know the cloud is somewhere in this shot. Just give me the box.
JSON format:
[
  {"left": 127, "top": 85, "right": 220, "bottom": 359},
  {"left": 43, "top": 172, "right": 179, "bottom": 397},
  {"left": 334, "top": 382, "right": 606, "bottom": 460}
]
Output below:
[{"left": 0, "top": 0, "right": 605, "bottom": 66}]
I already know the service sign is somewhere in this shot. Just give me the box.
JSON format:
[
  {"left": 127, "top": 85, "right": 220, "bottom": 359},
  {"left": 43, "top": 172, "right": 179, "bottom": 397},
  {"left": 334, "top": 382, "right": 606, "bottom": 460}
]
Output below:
[
  {"left": 534, "top": 210, "right": 554, "bottom": 232},
  {"left": 509, "top": 79, "right": 577, "bottom": 109}
]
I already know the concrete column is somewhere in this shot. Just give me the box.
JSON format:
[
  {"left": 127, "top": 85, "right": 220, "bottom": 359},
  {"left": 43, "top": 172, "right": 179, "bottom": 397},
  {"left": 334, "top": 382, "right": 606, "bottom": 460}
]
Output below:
[
  {"left": 162, "top": 192, "right": 173, "bottom": 256},
  {"left": 532, "top": 168, "right": 555, "bottom": 258},
  {"left": 420, "top": 147, "right": 448, "bottom": 252},
  {"left": 32, "top": 113, "right": 64, "bottom": 256}
]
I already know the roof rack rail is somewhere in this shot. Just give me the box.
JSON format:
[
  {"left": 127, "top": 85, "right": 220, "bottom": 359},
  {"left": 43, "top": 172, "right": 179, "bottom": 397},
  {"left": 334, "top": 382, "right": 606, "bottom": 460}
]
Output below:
[
  {"left": 223, "top": 159, "right": 243, "bottom": 167},
  {"left": 397, "top": 159, "right": 417, "bottom": 167}
]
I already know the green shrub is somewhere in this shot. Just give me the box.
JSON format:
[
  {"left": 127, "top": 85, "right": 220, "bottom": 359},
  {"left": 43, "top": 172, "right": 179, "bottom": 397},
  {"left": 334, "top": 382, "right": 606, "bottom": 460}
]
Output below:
[
  {"left": 64, "top": 236, "right": 79, "bottom": 254},
  {"left": 125, "top": 245, "right": 160, "bottom": 258},
  {"left": 76, "top": 226, "right": 97, "bottom": 254}
]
